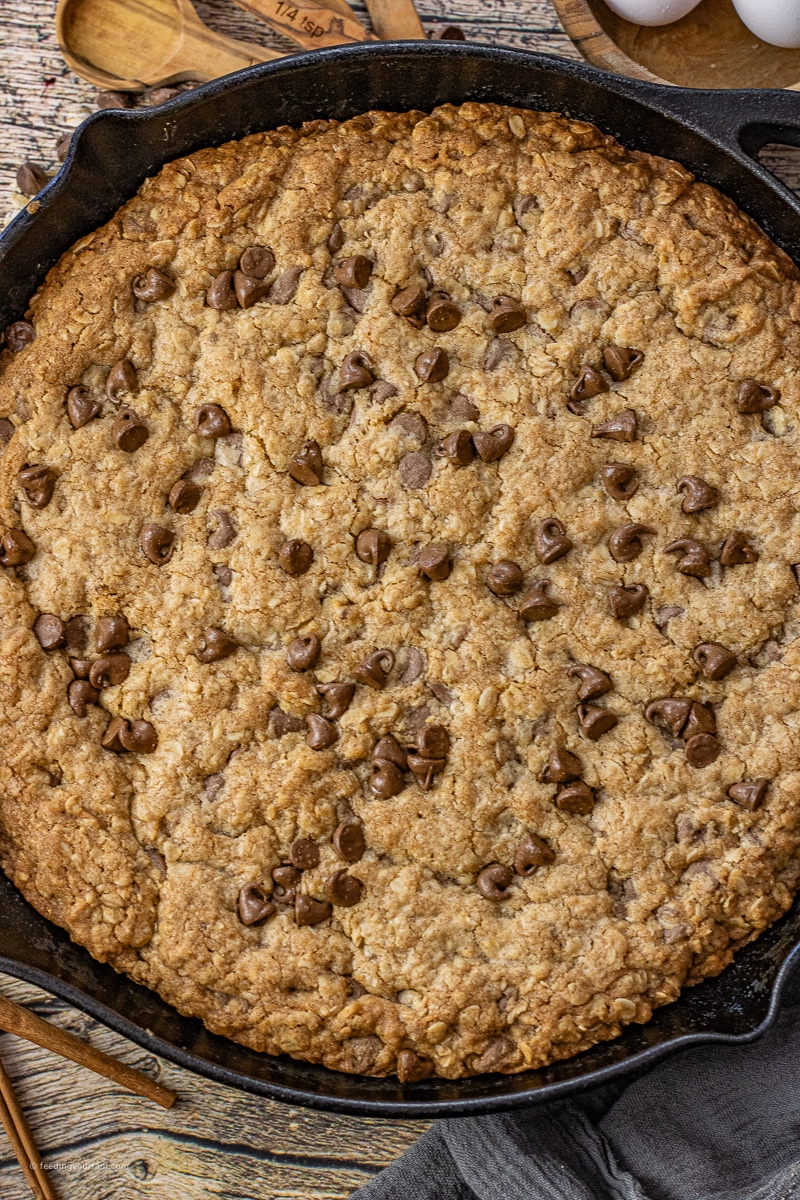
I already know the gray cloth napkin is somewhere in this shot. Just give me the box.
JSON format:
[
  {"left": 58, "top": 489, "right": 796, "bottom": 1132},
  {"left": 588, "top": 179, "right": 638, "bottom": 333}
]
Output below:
[{"left": 354, "top": 969, "right": 800, "bottom": 1200}]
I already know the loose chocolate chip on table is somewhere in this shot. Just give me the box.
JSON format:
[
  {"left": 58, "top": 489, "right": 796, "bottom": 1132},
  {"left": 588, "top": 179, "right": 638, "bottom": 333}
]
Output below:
[
  {"left": 608, "top": 522, "right": 654, "bottom": 563},
  {"left": 434, "top": 23, "right": 466, "bottom": 37},
  {"left": 608, "top": 583, "right": 648, "bottom": 619},
  {"left": 6, "top": 322, "right": 35, "bottom": 352},
  {"left": 578, "top": 703, "right": 618, "bottom": 741},
  {"left": 603, "top": 345, "right": 643, "bottom": 381},
  {"left": 89, "top": 653, "right": 131, "bottom": 689},
  {"left": 340, "top": 351, "right": 375, "bottom": 391},
  {"left": 664, "top": 538, "right": 712, "bottom": 578},
  {"left": 370, "top": 759, "right": 405, "bottom": 798},
  {"left": 16, "top": 161, "right": 48, "bottom": 196},
  {"left": 737, "top": 379, "right": 779, "bottom": 414},
  {"left": 418, "top": 543, "right": 452, "bottom": 581},
  {"left": 645, "top": 697, "right": 692, "bottom": 738},
  {"left": 95, "top": 615, "right": 129, "bottom": 653},
  {"left": 334, "top": 255, "right": 373, "bottom": 289},
  {"left": 591, "top": 409, "right": 638, "bottom": 442},
  {"left": 396, "top": 1049, "right": 433, "bottom": 1084},
  {"left": 392, "top": 284, "right": 427, "bottom": 319},
  {"left": 407, "top": 753, "right": 446, "bottom": 790},
  {"left": 56, "top": 133, "right": 72, "bottom": 162},
  {"left": 287, "top": 634, "right": 321, "bottom": 671},
  {"left": 169, "top": 478, "right": 202, "bottom": 513},
  {"left": 132, "top": 268, "right": 175, "bottom": 302},
  {"left": 683, "top": 701, "right": 716, "bottom": 741},
  {"left": 140, "top": 524, "right": 175, "bottom": 565},
  {"left": 435, "top": 430, "right": 475, "bottom": 466},
  {"left": 555, "top": 780, "right": 595, "bottom": 815},
  {"left": 18, "top": 465, "right": 56, "bottom": 509},
  {"left": 66, "top": 385, "right": 101, "bottom": 429},
  {"left": 112, "top": 408, "right": 149, "bottom": 452},
  {"left": 238, "top": 884, "right": 275, "bottom": 926},
  {"left": 67, "top": 679, "right": 99, "bottom": 717},
  {"left": 295, "top": 895, "right": 332, "bottom": 926},
  {"left": 600, "top": 463, "right": 638, "bottom": 501},
  {"left": 728, "top": 779, "right": 769, "bottom": 810},
  {"left": 677, "top": 475, "right": 718, "bottom": 513},
  {"left": 720, "top": 531, "right": 758, "bottom": 566},
  {"left": 196, "top": 627, "right": 239, "bottom": 663},
  {"left": 95, "top": 89, "right": 134, "bottom": 109},
  {"left": 206, "top": 270, "right": 238, "bottom": 310},
  {"left": 399, "top": 451, "right": 432, "bottom": 489},
  {"left": 354, "top": 649, "right": 395, "bottom": 689},
  {"left": 34, "top": 614, "right": 66, "bottom": 650},
  {"left": 306, "top": 714, "right": 338, "bottom": 750},
  {"left": 569, "top": 365, "right": 608, "bottom": 409},
  {"left": 196, "top": 403, "right": 231, "bottom": 438},
  {"left": 317, "top": 681, "right": 355, "bottom": 719},
  {"left": 567, "top": 664, "right": 611, "bottom": 702},
  {"left": 426, "top": 291, "right": 461, "bottom": 332},
  {"left": 519, "top": 580, "right": 559, "bottom": 621},
  {"left": 290, "top": 838, "right": 321, "bottom": 871},
  {"left": 333, "top": 822, "right": 365, "bottom": 863},
  {"left": 240, "top": 246, "right": 275, "bottom": 278},
  {"left": 693, "top": 642, "right": 737, "bottom": 680},
  {"left": 207, "top": 510, "right": 236, "bottom": 550},
  {"left": 288, "top": 439, "right": 323, "bottom": 486},
  {"left": 487, "top": 560, "right": 524, "bottom": 596},
  {"left": 487, "top": 296, "right": 526, "bottom": 334},
  {"left": 0, "top": 530, "right": 35, "bottom": 566},
  {"left": 477, "top": 863, "right": 514, "bottom": 901},
  {"left": 416, "top": 724, "right": 450, "bottom": 759},
  {"left": 278, "top": 538, "right": 313, "bottom": 576},
  {"left": 374, "top": 734, "right": 407, "bottom": 769},
  {"left": 356, "top": 528, "right": 391, "bottom": 564},
  {"left": 415, "top": 347, "right": 449, "bottom": 383},
  {"left": 233, "top": 270, "right": 270, "bottom": 309},
  {"left": 327, "top": 869, "right": 363, "bottom": 906},
  {"left": 539, "top": 746, "right": 582, "bottom": 784},
  {"left": 685, "top": 733, "right": 720, "bottom": 768},
  {"left": 534, "top": 518, "right": 573, "bottom": 564},
  {"left": 514, "top": 833, "right": 555, "bottom": 875},
  {"left": 473, "top": 424, "right": 514, "bottom": 462}
]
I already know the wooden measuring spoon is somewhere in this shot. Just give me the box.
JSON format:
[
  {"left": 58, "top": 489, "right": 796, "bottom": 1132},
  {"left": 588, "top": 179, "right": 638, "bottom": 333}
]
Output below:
[
  {"left": 56, "top": 0, "right": 282, "bottom": 92},
  {"left": 231, "top": 0, "right": 376, "bottom": 49}
]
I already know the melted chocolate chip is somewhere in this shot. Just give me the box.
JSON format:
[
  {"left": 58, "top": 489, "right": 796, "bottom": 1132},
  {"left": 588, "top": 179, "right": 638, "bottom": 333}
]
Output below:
[
  {"left": 693, "top": 642, "right": 737, "bottom": 680},
  {"left": 233, "top": 271, "right": 270, "bottom": 308},
  {"left": 169, "top": 478, "right": 202, "bottom": 513},
  {"left": 334, "top": 255, "right": 372, "bottom": 289},
  {"left": 600, "top": 463, "right": 638, "bottom": 501},
  {"left": 737, "top": 379, "right": 779, "bottom": 414},
  {"left": 273, "top": 864, "right": 301, "bottom": 902},
  {"left": 6, "top": 322, "right": 35, "bottom": 352},
  {"left": 132, "top": 268, "right": 175, "bottom": 302},
  {"left": 278, "top": 539, "right": 313, "bottom": 576},
  {"left": 106, "top": 359, "right": 138, "bottom": 402},
  {"left": 683, "top": 701, "right": 716, "bottom": 741},
  {"left": 66, "top": 386, "right": 101, "bottom": 429},
  {"left": 207, "top": 510, "right": 237, "bottom": 550},
  {"left": 514, "top": 833, "right": 555, "bottom": 875},
  {"left": 327, "top": 869, "right": 363, "bottom": 907},
  {"left": 317, "top": 682, "right": 355, "bottom": 719},
  {"left": 206, "top": 270, "right": 238, "bottom": 310},
  {"left": 0, "top": 529, "right": 35, "bottom": 566},
  {"left": 677, "top": 476, "right": 718, "bottom": 513},
  {"left": 140, "top": 524, "right": 175, "bottom": 565},
  {"left": 392, "top": 284, "right": 427, "bottom": 318},
  {"left": 96, "top": 615, "right": 129, "bottom": 653},
  {"left": 196, "top": 404, "right": 231, "bottom": 438},
  {"left": 645, "top": 697, "right": 692, "bottom": 738},
  {"left": 426, "top": 292, "right": 461, "bottom": 332},
  {"left": 577, "top": 703, "right": 618, "bottom": 741},
  {"left": 287, "top": 634, "right": 321, "bottom": 671},
  {"left": 555, "top": 780, "right": 595, "bottom": 815},
  {"left": 569, "top": 365, "right": 608, "bottom": 410},
  {"left": 728, "top": 779, "right": 769, "bottom": 810},
  {"left": 370, "top": 760, "right": 405, "bottom": 797},
  {"left": 418, "top": 543, "right": 451, "bottom": 581},
  {"left": 487, "top": 561, "right": 524, "bottom": 596},
  {"left": 567, "top": 663, "right": 611, "bottom": 702},
  {"left": 238, "top": 884, "right": 275, "bottom": 926},
  {"left": 685, "top": 733, "right": 719, "bottom": 768},
  {"left": 534, "top": 518, "right": 572, "bottom": 564},
  {"left": 18, "top": 465, "right": 56, "bottom": 509},
  {"left": 70, "top": 658, "right": 92, "bottom": 680},
  {"left": 67, "top": 679, "right": 99, "bottom": 717},
  {"left": 196, "top": 627, "right": 239, "bottom": 663},
  {"left": 416, "top": 724, "right": 450, "bottom": 759},
  {"left": 477, "top": 863, "right": 513, "bottom": 901},
  {"left": 407, "top": 753, "right": 446, "bottom": 790},
  {"left": 488, "top": 296, "right": 526, "bottom": 334},
  {"left": 435, "top": 430, "right": 475, "bottom": 466},
  {"left": 288, "top": 439, "right": 323, "bottom": 486},
  {"left": 450, "top": 394, "right": 480, "bottom": 421},
  {"left": 415, "top": 347, "right": 449, "bottom": 383},
  {"left": 112, "top": 408, "right": 149, "bottom": 452},
  {"left": 103, "top": 716, "right": 158, "bottom": 754},
  {"left": 295, "top": 895, "right": 332, "bottom": 926},
  {"left": 333, "top": 822, "right": 365, "bottom": 863},
  {"left": 608, "top": 522, "right": 653, "bottom": 563},
  {"left": 356, "top": 528, "right": 391, "bottom": 564},
  {"left": 269, "top": 709, "right": 306, "bottom": 737},
  {"left": 353, "top": 649, "right": 395, "bottom": 689},
  {"left": 340, "top": 351, "right": 374, "bottom": 391},
  {"left": 240, "top": 246, "right": 275, "bottom": 278},
  {"left": 539, "top": 746, "right": 581, "bottom": 784},
  {"left": 473, "top": 424, "right": 514, "bottom": 462},
  {"left": 290, "top": 838, "right": 321, "bottom": 871},
  {"left": 608, "top": 583, "right": 648, "bottom": 619},
  {"left": 391, "top": 411, "right": 428, "bottom": 443},
  {"left": 269, "top": 267, "right": 303, "bottom": 305},
  {"left": 34, "top": 614, "right": 66, "bottom": 650},
  {"left": 327, "top": 224, "right": 345, "bottom": 253},
  {"left": 591, "top": 409, "right": 637, "bottom": 442},
  {"left": 399, "top": 451, "right": 432, "bottom": 489},
  {"left": 374, "top": 734, "right": 407, "bottom": 768},
  {"left": 89, "top": 653, "right": 130, "bottom": 689},
  {"left": 603, "top": 346, "right": 643, "bottom": 381},
  {"left": 396, "top": 1050, "right": 432, "bottom": 1083},
  {"left": 664, "top": 538, "right": 711, "bottom": 578},
  {"left": 519, "top": 580, "right": 559, "bottom": 621},
  {"left": 655, "top": 605, "right": 684, "bottom": 630},
  {"left": 720, "top": 531, "right": 758, "bottom": 566},
  {"left": 306, "top": 714, "right": 338, "bottom": 750}
]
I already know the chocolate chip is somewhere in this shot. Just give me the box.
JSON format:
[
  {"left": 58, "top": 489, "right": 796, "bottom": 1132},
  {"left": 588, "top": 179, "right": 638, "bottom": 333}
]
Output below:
[
  {"left": 737, "top": 379, "right": 779, "bottom": 413},
  {"left": 728, "top": 779, "right": 768, "bottom": 810},
  {"left": 477, "top": 863, "right": 513, "bottom": 901},
  {"left": 205, "top": 270, "right": 237, "bottom": 310},
  {"left": 591, "top": 409, "right": 637, "bottom": 442},
  {"left": 6, "top": 322, "right": 35, "bottom": 353},
  {"left": 140, "top": 524, "right": 175, "bottom": 565},
  {"left": 269, "top": 709, "right": 306, "bottom": 737},
  {"left": 118, "top": 718, "right": 158, "bottom": 754},
  {"left": 317, "top": 681, "right": 355, "bottom": 719},
  {"left": 132, "top": 268, "right": 175, "bottom": 302},
  {"left": 333, "top": 822, "right": 365, "bottom": 863},
  {"left": 240, "top": 246, "right": 275, "bottom": 278},
  {"left": 65, "top": 616, "right": 89, "bottom": 656},
  {"left": 370, "top": 760, "right": 405, "bottom": 797},
  {"left": 519, "top": 580, "right": 559, "bottom": 621},
  {"left": 655, "top": 605, "right": 684, "bottom": 629},
  {"left": 407, "top": 753, "right": 446, "bottom": 790},
  {"left": 287, "top": 634, "right": 321, "bottom": 671},
  {"left": 664, "top": 538, "right": 711, "bottom": 578},
  {"left": 400, "top": 647, "right": 425, "bottom": 683},
  {"left": 426, "top": 292, "right": 461, "bottom": 332},
  {"left": 450, "top": 394, "right": 480, "bottom": 421},
  {"left": 96, "top": 90, "right": 134, "bottom": 109},
  {"left": 295, "top": 895, "right": 332, "bottom": 926},
  {"left": 0, "top": 529, "right": 35, "bottom": 566},
  {"left": 207, "top": 510, "right": 236, "bottom": 549},
  {"left": 196, "top": 404, "right": 231, "bottom": 438},
  {"left": 374, "top": 734, "right": 407, "bottom": 769},
  {"left": 269, "top": 267, "right": 303, "bottom": 305},
  {"left": 288, "top": 439, "right": 323, "bottom": 486},
  {"left": 473, "top": 424, "right": 514, "bottom": 462},
  {"left": 569, "top": 365, "right": 608, "bottom": 411},
  {"left": 608, "top": 583, "right": 648, "bottom": 619},
  {"left": 306, "top": 714, "right": 338, "bottom": 750},
  {"left": 327, "top": 223, "right": 345, "bottom": 253},
  {"left": 396, "top": 1050, "right": 432, "bottom": 1083},
  {"left": 355, "top": 529, "right": 391, "bottom": 565},
  {"left": 34, "top": 614, "right": 66, "bottom": 650},
  {"left": 238, "top": 884, "right": 275, "bottom": 926},
  {"left": 370, "top": 380, "right": 399, "bottom": 405},
  {"left": 56, "top": 133, "right": 72, "bottom": 162},
  {"left": 720, "top": 531, "right": 758, "bottom": 566},
  {"left": 233, "top": 270, "right": 270, "bottom": 309},
  {"left": 514, "top": 833, "right": 555, "bottom": 876},
  {"left": 16, "top": 161, "right": 48, "bottom": 196},
  {"left": 353, "top": 649, "right": 395, "bottom": 689},
  {"left": 273, "top": 864, "right": 301, "bottom": 902},
  {"left": 70, "top": 656, "right": 92, "bottom": 678},
  {"left": 101, "top": 716, "right": 127, "bottom": 751},
  {"left": 290, "top": 838, "right": 320, "bottom": 871},
  {"left": 18, "top": 465, "right": 56, "bottom": 509},
  {"left": 435, "top": 430, "right": 475, "bottom": 466},
  {"left": 392, "top": 284, "right": 427, "bottom": 318},
  {"left": 399, "top": 451, "right": 432, "bottom": 489},
  {"left": 603, "top": 345, "right": 643, "bottom": 381},
  {"left": 418, "top": 543, "right": 451, "bottom": 581},
  {"left": 683, "top": 701, "right": 716, "bottom": 741},
  {"left": 608, "top": 522, "right": 653, "bottom": 563},
  {"left": 334, "top": 256, "right": 372, "bottom": 289},
  {"left": 685, "top": 733, "right": 719, "bottom": 768},
  {"left": 112, "top": 408, "right": 149, "bottom": 452},
  {"left": 415, "top": 348, "right": 449, "bottom": 383},
  {"left": 196, "top": 627, "right": 239, "bottom": 663},
  {"left": 105, "top": 359, "right": 138, "bottom": 403},
  {"left": 66, "top": 385, "right": 101, "bottom": 429},
  {"left": 677, "top": 475, "right": 718, "bottom": 513},
  {"left": 67, "top": 679, "right": 99, "bottom": 717},
  {"left": 645, "top": 697, "right": 692, "bottom": 738},
  {"left": 693, "top": 642, "right": 737, "bottom": 680},
  {"left": 213, "top": 563, "right": 232, "bottom": 588},
  {"left": 416, "top": 724, "right": 450, "bottom": 760},
  {"left": 434, "top": 23, "right": 466, "bottom": 38},
  {"left": 427, "top": 682, "right": 453, "bottom": 706},
  {"left": 169, "top": 478, "right": 202, "bottom": 513},
  {"left": 96, "top": 615, "right": 129, "bottom": 653},
  {"left": 487, "top": 561, "right": 524, "bottom": 596},
  {"left": 487, "top": 296, "right": 526, "bottom": 334},
  {"left": 567, "top": 664, "right": 611, "bottom": 702},
  {"left": 539, "top": 746, "right": 582, "bottom": 784},
  {"left": 340, "top": 351, "right": 374, "bottom": 391},
  {"left": 534, "top": 518, "right": 572, "bottom": 564},
  {"left": 327, "top": 869, "right": 363, "bottom": 906},
  {"left": 278, "top": 538, "right": 313, "bottom": 576},
  {"left": 89, "top": 653, "right": 131, "bottom": 689},
  {"left": 600, "top": 463, "right": 638, "bottom": 501},
  {"left": 391, "top": 411, "right": 428, "bottom": 443},
  {"left": 555, "top": 780, "right": 595, "bottom": 814},
  {"left": 577, "top": 703, "right": 618, "bottom": 741},
  {"left": 0, "top": 420, "right": 14, "bottom": 446}
]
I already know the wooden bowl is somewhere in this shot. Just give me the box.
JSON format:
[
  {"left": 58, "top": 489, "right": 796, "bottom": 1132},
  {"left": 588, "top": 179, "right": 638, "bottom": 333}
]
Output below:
[{"left": 553, "top": 0, "right": 800, "bottom": 88}]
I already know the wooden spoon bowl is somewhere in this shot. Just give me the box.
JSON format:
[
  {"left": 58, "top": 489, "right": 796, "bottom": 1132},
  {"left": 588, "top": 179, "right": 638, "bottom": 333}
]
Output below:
[{"left": 553, "top": 0, "right": 800, "bottom": 89}]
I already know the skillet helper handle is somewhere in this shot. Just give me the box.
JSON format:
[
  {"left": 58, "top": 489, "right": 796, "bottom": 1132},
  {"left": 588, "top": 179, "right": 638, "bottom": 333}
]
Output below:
[
  {"left": 646, "top": 86, "right": 800, "bottom": 162},
  {"left": 230, "top": 0, "right": 377, "bottom": 48}
]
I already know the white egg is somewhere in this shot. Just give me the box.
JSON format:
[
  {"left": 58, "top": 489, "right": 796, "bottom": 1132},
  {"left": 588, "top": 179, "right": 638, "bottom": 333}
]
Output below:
[
  {"left": 732, "top": 0, "right": 800, "bottom": 48},
  {"left": 603, "top": 0, "right": 703, "bottom": 26}
]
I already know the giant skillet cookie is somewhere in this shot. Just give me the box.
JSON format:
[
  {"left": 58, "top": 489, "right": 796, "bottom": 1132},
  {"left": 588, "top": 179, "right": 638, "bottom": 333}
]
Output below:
[{"left": 1, "top": 103, "right": 799, "bottom": 1080}]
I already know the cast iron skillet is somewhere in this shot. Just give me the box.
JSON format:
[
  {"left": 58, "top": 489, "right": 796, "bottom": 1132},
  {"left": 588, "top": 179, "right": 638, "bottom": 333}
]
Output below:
[{"left": 2, "top": 43, "right": 800, "bottom": 1117}]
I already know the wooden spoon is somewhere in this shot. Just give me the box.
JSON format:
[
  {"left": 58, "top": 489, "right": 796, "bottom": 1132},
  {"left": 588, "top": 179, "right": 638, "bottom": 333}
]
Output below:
[
  {"left": 56, "top": 0, "right": 282, "bottom": 92},
  {"left": 231, "top": 0, "right": 376, "bottom": 49}
]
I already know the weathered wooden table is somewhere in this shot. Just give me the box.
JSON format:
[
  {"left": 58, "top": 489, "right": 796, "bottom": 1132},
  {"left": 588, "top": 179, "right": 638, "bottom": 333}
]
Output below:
[{"left": 1, "top": 3, "right": 799, "bottom": 1197}]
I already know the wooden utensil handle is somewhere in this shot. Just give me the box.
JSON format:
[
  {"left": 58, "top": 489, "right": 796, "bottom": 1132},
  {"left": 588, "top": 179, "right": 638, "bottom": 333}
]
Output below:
[
  {"left": 230, "top": 0, "right": 376, "bottom": 48},
  {"left": 177, "top": 23, "right": 282, "bottom": 81},
  {"left": 0, "top": 1058, "right": 55, "bottom": 1200},
  {"left": 363, "top": 0, "right": 424, "bottom": 39}
]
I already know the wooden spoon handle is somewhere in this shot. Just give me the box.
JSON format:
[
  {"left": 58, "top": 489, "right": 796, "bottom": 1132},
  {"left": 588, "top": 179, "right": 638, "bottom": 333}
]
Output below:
[
  {"left": 171, "top": 21, "right": 282, "bottom": 82},
  {"left": 230, "top": 0, "right": 376, "bottom": 48},
  {"left": 363, "top": 0, "right": 424, "bottom": 39}
]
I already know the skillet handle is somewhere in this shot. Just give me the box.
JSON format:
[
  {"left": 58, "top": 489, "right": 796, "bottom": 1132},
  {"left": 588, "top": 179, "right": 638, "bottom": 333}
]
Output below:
[{"left": 648, "top": 87, "right": 800, "bottom": 162}]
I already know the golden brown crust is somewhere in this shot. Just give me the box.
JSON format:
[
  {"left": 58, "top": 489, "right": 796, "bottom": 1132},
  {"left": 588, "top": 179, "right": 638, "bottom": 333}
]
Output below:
[{"left": 1, "top": 103, "right": 799, "bottom": 1078}]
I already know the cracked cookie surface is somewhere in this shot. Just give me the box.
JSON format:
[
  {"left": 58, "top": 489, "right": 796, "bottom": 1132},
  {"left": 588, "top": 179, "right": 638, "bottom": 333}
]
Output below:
[{"left": 1, "top": 103, "right": 800, "bottom": 1079}]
